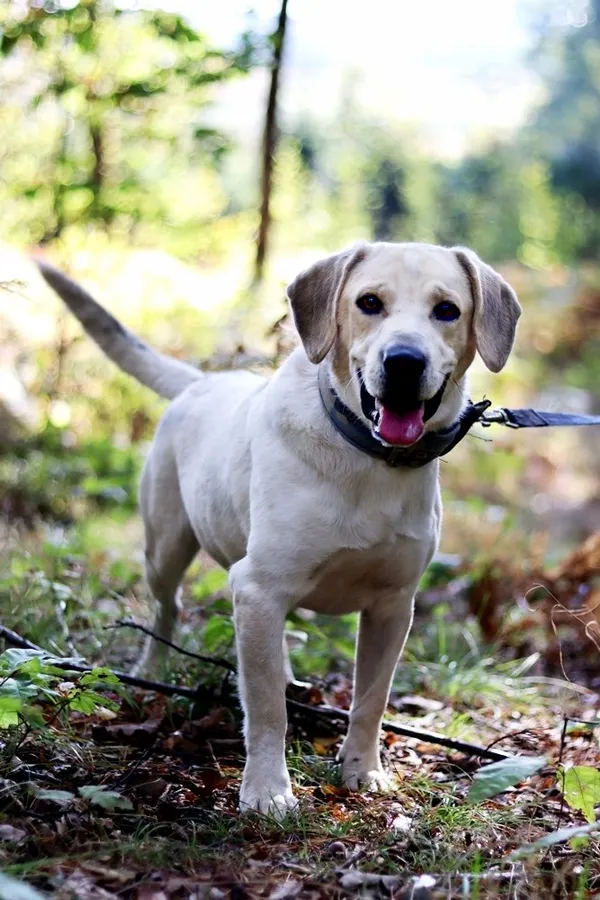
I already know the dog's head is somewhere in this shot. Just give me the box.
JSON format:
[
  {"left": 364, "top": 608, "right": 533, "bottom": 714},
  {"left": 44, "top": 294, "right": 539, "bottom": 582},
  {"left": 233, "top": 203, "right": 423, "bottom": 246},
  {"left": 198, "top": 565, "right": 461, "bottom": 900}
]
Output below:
[{"left": 287, "top": 241, "right": 521, "bottom": 446}]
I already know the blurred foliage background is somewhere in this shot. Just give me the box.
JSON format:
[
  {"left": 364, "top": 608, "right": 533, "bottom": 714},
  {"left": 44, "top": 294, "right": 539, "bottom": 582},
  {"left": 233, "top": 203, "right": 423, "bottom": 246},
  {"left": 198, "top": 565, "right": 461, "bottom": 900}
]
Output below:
[{"left": 0, "top": 0, "right": 598, "bottom": 683}]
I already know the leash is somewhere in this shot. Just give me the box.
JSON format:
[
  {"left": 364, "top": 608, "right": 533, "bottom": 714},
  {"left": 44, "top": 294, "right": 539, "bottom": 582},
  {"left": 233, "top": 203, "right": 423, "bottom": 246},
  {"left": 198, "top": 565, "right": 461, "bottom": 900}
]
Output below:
[
  {"left": 318, "top": 365, "right": 600, "bottom": 470},
  {"left": 479, "top": 407, "right": 600, "bottom": 429}
]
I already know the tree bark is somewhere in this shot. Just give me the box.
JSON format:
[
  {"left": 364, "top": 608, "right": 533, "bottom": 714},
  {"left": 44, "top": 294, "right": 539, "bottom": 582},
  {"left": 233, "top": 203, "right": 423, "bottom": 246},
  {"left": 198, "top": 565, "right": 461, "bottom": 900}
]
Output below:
[{"left": 254, "top": 0, "right": 289, "bottom": 284}]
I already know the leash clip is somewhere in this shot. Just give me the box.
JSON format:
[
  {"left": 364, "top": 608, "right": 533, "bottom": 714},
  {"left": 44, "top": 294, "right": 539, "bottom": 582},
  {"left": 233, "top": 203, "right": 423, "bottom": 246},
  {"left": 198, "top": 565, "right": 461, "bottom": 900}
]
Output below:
[{"left": 480, "top": 407, "right": 520, "bottom": 428}]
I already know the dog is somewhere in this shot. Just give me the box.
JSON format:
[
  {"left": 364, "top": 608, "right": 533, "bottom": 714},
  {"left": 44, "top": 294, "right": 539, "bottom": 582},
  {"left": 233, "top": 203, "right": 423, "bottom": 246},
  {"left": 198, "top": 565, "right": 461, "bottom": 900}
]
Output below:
[{"left": 38, "top": 241, "right": 521, "bottom": 817}]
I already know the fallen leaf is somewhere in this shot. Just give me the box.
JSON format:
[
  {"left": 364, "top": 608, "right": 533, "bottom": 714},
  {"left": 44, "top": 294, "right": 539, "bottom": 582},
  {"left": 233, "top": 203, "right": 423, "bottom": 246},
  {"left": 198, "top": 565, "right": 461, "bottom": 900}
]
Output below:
[
  {"left": 92, "top": 718, "right": 161, "bottom": 747},
  {"left": 313, "top": 736, "right": 339, "bottom": 755},
  {"left": 339, "top": 871, "right": 402, "bottom": 891},
  {"left": 391, "top": 813, "right": 412, "bottom": 832},
  {"left": 135, "top": 777, "right": 169, "bottom": 800},
  {"left": 78, "top": 785, "right": 133, "bottom": 811},
  {"left": 199, "top": 769, "right": 229, "bottom": 796},
  {"left": 0, "top": 824, "right": 26, "bottom": 843},
  {"left": 268, "top": 880, "right": 302, "bottom": 899},
  {"left": 79, "top": 862, "right": 136, "bottom": 884},
  {"left": 330, "top": 804, "right": 352, "bottom": 822},
  {"left": 395, "top": 695, "right": 444, "bottom": 714},
  {"left": 135, "top": 886, "right": 168, "bottom": 900},
  {"left": 302, "top": 685, "right": 325, "bottom": 706},
  {"left": 30, "top": 787, "right": 75, "bottom": 805},
  {"left": 190, "top": 708, "right": 227, "bottom": 730},
  {"left": 52, "top": 869, "right": 115, "bottom": 899},
  {"left": 467, "top": 756, "right": 547, "bottom": 804},
  {"left": 315, "top": 783, "right": 350, "bottom": 801}
]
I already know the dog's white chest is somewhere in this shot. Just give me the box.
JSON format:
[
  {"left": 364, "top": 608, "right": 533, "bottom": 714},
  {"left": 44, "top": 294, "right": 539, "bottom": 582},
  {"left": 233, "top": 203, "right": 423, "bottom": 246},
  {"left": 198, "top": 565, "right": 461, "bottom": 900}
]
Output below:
[{"left": 298, "top": 527, "right": 436, "bottom": 615}]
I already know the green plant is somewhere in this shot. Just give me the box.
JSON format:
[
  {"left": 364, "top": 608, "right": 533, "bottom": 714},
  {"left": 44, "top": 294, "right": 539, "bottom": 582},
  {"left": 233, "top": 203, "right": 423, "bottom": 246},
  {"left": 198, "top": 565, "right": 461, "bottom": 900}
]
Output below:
[
  {"left": 559, "top": 765, "right": 600, "bottom": 824},
  {"left": 1, "top": 428, "right": 142, "bottom": 525},
  {"left": 0, "top": 648, "right": 121, "bottom": 752}
]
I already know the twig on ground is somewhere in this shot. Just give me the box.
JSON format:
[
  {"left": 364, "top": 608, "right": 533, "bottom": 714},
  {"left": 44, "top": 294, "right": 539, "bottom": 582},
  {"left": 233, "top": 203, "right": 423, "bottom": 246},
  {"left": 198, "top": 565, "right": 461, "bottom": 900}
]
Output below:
[
  {"left": 483, "top": 729, "right": 538, "bottom": 755},
  {"left": 556, "top": 717, "right": 569, "bottom": 831},
  {"left": 286, "top": 699, "right": 512, "bottom": 761},
  {"left": 1, "top": 625, "right": 512, "bottom": 760},
  {"left": 105, "top": 618, "right": 236, "bottom": 673},
  {"left": 0, "top": 626, "right": 43, "bottom": 652}
]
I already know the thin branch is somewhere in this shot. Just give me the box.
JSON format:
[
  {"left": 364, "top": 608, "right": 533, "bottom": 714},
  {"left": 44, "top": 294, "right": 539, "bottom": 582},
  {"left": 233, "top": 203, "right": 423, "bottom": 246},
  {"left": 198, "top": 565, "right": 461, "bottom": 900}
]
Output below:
[
  {"left": 105, "top": 618, "right": 236, "bottom": 673},
  {"left": 1, "top": 625, "right": 512, "bottom": 759},
  {"left": 0, "top": 627, "right": 43, "bottom": 651},
  {"left": 483, "top": 728, "right": 538, "bottom": 755},
  {"left": 286, "top": 699, "right": 512, "bottom": 761},
  {"left": 556, "top": 716, "right": 569, "bottom": 831}
]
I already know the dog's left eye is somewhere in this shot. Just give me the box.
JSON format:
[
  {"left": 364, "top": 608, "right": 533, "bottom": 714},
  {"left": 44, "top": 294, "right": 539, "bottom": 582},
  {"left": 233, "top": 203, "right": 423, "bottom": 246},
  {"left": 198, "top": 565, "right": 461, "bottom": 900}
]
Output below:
[
  {"left": 433, "top": 300, "right": 460, "bottom": 322},
  {"left": 356, "top": 294, "right": 383, "bottom": 315}
]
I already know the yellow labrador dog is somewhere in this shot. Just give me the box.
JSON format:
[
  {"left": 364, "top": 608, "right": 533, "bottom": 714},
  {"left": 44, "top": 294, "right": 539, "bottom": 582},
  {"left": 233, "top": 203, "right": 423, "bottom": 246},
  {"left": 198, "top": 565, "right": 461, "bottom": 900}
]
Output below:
[{"left": 39, "top": 242, "right": 520, "bottom": 817}]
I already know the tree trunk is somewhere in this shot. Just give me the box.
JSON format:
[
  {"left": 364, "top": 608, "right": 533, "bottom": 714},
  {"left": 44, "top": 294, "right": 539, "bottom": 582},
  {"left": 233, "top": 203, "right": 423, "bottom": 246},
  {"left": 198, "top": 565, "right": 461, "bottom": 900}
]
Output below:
[
  {"left": 254, "top": 0, "right": 289, "bottom": 284},
  {"left": 89, "top": 118, "right": 109, "bottom": 223}
]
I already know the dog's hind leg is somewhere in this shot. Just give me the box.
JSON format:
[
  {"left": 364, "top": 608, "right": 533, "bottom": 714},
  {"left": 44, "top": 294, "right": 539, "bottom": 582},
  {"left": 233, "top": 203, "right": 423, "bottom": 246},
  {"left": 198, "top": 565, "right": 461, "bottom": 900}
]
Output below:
[{"left": 133, "top": 458, "right": 199, "bottom": 676}]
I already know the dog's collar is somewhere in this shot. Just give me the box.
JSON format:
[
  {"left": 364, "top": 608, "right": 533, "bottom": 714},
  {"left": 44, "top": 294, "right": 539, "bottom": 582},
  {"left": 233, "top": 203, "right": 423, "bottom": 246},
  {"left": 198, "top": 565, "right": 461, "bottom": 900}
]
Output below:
[{"left": 317, "top": 364, "right": 491, "bottom": 469}]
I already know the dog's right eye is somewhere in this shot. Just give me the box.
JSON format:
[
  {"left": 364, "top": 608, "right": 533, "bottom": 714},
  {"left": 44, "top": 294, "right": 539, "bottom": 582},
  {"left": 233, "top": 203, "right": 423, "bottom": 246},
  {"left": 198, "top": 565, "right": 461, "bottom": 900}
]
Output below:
[{"left": 356, "top": 294, "right": 383, "bottom": 315}]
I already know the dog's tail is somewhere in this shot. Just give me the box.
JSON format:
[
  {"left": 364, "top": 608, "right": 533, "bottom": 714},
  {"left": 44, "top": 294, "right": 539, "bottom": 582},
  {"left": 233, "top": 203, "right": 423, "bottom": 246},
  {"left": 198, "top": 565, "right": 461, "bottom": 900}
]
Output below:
[{"left": 37, "top": 261, "right": 203, "bottom": 400}]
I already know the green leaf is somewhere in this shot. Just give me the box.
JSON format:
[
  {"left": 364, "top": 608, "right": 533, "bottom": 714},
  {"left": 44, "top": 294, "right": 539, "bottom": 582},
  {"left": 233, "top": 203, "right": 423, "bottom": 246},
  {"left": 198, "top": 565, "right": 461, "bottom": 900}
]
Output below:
[
  {"left": 202, "top": 614, "right": 235, "bottom": 652},
  {"left": 192, "top": 568, "right": 228, "bottom": 601},
  {"left": 0, "top": 649, "right": 81, "bottom": 676},
  {"left": 508, "top": 821, "right": 600, "bottom": 860},
  {"left": 78, "top": 785, "right": 133, "bottom": 812},
  {"left": 0, "top": 678, "right": 37, "bottom": 701},
  {"left": 16, "top": 656, "right": 42, "bottom": 676},
  {"left": 68, "top": 690, "right": 118, "bottom": 714},
  {"left": 467, "top": 756, "right": 547, "bottom": 804},
  {"left": 31, "top": 788, "right": 75, "bottom": 805},
  {"left": 20, "top": 705, "right": 47, "bottom": 728},
  {"left": 79, "top": 667, "right": 120, "bottom": 686},
  {"left": 0, "top": 649, "right": 45, "bottom": 670},
  {"left": 0, "top": 696, "right": 21, "bottom": 728},
  {"left": 559, "top": 765, "right": 600, "bottom": 824},
  {"left": 569, "top": 835, "right": 591, "bottom": 849}
]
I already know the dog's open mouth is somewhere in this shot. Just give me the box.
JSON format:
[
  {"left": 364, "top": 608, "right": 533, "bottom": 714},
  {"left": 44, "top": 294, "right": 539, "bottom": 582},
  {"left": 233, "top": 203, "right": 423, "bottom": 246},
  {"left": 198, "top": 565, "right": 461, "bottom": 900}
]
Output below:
[{"left": 359, "top": 374, "right": 448, "bottom": 447}]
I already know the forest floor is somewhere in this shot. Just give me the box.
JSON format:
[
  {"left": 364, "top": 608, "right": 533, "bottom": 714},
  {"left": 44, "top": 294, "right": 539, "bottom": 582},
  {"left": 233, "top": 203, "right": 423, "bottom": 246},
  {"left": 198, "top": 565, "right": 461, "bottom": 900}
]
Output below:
[{"left": 1, "top": 443, "right": 600, "bottom": 899}]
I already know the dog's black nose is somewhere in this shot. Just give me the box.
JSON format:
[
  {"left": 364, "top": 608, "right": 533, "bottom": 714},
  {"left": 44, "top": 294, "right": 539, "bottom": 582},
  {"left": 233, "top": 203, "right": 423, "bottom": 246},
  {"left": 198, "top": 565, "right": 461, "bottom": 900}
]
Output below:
[{"left": 383, "top": 345, "right": 427, "bottom": 383}]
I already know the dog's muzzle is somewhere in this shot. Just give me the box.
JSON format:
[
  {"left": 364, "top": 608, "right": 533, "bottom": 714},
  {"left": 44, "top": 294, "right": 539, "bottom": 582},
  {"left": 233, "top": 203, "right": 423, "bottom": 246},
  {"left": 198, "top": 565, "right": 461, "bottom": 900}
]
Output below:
[{"left": 359, "top": 346, "right": 448, "bottom": 447}]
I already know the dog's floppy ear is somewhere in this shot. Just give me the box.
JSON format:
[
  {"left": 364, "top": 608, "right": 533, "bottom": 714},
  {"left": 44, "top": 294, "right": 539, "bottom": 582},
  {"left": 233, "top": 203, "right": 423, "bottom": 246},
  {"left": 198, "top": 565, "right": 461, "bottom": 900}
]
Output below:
[
  {"left": 453, "top": 247, "right": 522, "bottom": 373},
  {"left": 286, "top": 243, "right": 368, "bottom": 363}
]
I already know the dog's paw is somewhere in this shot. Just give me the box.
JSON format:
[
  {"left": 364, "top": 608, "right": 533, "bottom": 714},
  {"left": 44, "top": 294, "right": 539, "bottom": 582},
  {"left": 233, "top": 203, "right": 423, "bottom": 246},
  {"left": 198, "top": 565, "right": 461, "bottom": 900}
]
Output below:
[
  {"left": 239, "top": 783, "right": 298, "bottom": 820},
  {"left": 239, "top": 765, "right": 298, "bottom": 820},
  {"left": 341, "top": 755, "right": 391, "bottom": 793}
]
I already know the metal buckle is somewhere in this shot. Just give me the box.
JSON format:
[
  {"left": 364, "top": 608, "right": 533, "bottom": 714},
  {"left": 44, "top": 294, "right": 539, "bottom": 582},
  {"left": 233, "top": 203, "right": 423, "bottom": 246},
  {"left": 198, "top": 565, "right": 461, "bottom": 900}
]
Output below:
[{"left": 480, "top": 408, "right": 519, "bottom": 428}]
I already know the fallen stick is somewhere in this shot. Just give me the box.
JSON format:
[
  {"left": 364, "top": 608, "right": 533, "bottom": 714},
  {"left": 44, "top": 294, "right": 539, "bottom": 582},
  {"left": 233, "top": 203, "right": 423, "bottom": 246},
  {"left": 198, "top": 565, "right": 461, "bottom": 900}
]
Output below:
[
  {"left": 0, "top": 626, "right": 43, "bottom": 652},
  {"left": 0, "top": 624, "right": 511, "bottom": 760},
  {"left": 104, "top": 618, "right": 236, "bottom": 672},
  {"left": 286, "top": 699, "right": 511, "bottom": 761}
]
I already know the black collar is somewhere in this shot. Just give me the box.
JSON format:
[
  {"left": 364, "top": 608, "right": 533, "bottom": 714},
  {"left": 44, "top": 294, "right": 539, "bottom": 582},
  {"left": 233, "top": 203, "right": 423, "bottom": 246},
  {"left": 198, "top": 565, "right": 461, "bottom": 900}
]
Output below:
[{"left": 317, "top": 364, "right": 491, "bottom": 469}]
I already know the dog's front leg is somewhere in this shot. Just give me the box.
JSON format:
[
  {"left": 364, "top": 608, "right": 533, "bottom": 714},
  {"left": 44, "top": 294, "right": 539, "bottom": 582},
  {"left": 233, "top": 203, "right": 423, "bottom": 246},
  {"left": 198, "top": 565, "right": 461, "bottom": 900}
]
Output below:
[
  {"left": 339, "top": 589, "right": 416, "bottom": 791},
  {"left": 229, "top": 558, "right": 297, "bottom": 818}
]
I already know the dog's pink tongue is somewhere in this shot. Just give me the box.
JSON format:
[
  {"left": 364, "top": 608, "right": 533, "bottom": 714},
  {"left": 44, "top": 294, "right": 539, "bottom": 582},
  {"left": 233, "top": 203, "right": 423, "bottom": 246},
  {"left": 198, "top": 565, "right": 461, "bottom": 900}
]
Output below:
[{"left": 379, "top": 406, "right": 424, "bottom": 446}]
